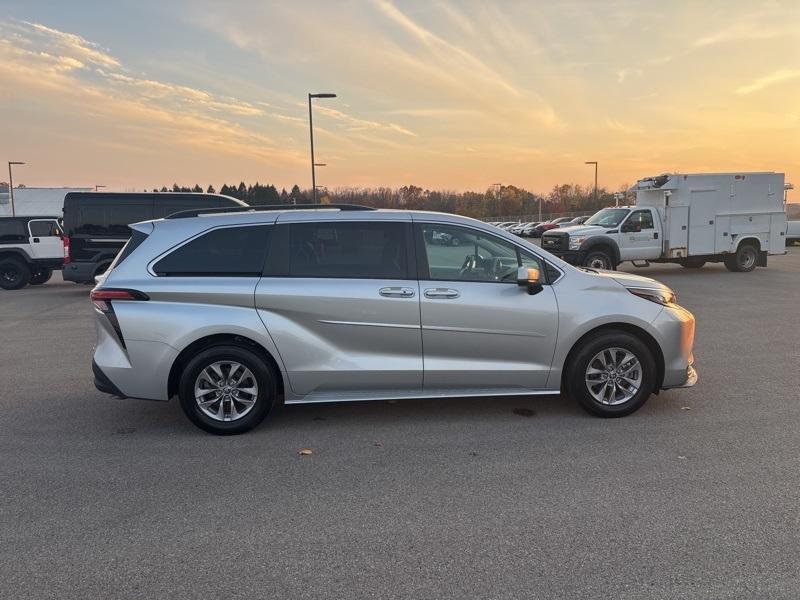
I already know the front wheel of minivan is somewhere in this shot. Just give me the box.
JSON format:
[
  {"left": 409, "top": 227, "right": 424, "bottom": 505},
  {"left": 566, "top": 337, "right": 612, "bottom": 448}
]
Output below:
[
  {"left": 564, "top": 331, "right": 656, "bottom": 418},
  {"left": 178, "top": 345, "right": 277, "bottom": 435}
]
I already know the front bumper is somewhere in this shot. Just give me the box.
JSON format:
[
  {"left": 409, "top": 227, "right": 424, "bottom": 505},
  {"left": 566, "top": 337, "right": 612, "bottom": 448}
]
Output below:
[{"left": 652, "top": 304, "right": 697, "bottom": 389}]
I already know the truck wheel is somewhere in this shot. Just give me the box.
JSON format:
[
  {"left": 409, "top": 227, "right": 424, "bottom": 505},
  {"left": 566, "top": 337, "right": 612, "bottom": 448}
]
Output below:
[
  {"left": 582, "top": 250, "right": 615, "bottom": 270},
  {"left": 29, "top": 269, "right": 53, "bottom": 285},
  {"left": 565, "top": 331, "right": 656, "bottom": 418},
  {"left": 724, "top": 244, "right": 757, "bottom": 272},
  {"left": 679, "top": 258, "right": 705, "bottom": 269},
  {"left": 450, "top": 236, "right": 461, "bottom": 247},
  {"left": 0, "top": 257, "right": 31, "bottom": 290}
]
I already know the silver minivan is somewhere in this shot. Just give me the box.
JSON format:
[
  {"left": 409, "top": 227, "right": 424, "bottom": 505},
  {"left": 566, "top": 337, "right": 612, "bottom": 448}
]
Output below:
[{"left": 91, "top": 204, "right": 696, "bottom": 434}]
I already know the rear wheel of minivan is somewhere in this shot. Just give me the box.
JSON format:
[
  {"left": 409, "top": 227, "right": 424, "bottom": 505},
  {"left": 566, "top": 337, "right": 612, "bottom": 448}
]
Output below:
[
  {"left": 565, "top": 331, "right": 656, "bottom": 417},
  {"left": 178, "top": 345, "right": 277, "bottom": 435}
]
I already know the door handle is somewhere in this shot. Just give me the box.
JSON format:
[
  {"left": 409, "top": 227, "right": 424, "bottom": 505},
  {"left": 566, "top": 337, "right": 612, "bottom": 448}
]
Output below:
[
  {"left": 379, "top": 287, "right": 415, "bottom": 298},
  {"left": 424, "top": 288, "right": 460, "bottom": 299}
]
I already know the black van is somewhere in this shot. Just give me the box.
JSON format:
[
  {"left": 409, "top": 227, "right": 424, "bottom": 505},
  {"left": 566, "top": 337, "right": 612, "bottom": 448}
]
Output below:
[{"left": 62, "top": 192, "right": 246, "bottom": 283}]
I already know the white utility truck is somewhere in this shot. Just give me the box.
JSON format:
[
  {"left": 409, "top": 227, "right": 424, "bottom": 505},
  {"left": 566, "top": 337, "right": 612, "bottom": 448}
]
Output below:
[{"left": 542, "top": 172, "right": 787, "bottom": 272}]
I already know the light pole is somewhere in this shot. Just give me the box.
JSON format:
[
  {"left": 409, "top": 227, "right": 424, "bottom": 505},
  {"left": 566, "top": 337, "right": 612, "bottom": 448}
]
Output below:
[
  {"left": 8, "top": 161, "right": 25, "bottom": 217},
  {"left": 308, "top": 92, "right": 337, "bottom": 204},
  {"left": 585, "top": 161, "right": 598, "bottom": 206}
]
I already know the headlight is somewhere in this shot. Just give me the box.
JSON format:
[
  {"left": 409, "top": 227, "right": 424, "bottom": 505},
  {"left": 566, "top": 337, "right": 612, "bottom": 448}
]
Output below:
[
  {"left": 627, "top": 286, "right": 677, "bottom": 306},
  {"left": 568, "top": 235, "right": 586, "bottom": 250}
]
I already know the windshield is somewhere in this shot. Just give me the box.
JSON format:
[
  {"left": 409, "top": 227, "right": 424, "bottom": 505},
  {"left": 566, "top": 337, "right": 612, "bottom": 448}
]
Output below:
[{"left": 584, "top": 208, "right": 630, "bottom": 227}]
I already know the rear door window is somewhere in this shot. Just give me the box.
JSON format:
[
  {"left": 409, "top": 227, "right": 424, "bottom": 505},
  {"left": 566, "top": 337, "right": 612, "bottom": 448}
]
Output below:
[
  {"left": 287, "top": 222, "right": 408, "bottom": 279},
  {"left": 28, "top": 220, "right": 61, "bottom": 237},
  {"left": 153, "top": 225, "right": 270, "bottom": 277}
]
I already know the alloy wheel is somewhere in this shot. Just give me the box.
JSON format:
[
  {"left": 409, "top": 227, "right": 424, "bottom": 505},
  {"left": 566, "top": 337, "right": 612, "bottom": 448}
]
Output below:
[
  {"left": 584, "top": 347, "right": 642, "bottom": 405},
  {"left": 193, "top": 361, "right": 258, "bottom": 422}
]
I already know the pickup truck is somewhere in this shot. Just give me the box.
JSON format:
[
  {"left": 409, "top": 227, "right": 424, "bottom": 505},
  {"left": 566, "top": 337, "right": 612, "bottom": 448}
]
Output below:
[{"left": 542, "top": 172, "right": 788, "bottom": 272}]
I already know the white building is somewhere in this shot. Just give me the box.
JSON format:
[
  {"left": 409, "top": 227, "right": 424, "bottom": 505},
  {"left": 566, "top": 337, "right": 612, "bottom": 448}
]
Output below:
[{"left": 0, "top": 187, "right": 91, "bottom": 217}]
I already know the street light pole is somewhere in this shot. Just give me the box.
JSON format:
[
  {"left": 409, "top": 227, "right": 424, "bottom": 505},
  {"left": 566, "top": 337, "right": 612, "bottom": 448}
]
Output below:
[
  {"left": 585, "top": 161, "right": 598, "bottom": 206},
  {"left": 308, "top": 92, "right": 337, "bottom": 204},
  {"left": 8, "top": 161, "right": 25, "bottom": 217}
]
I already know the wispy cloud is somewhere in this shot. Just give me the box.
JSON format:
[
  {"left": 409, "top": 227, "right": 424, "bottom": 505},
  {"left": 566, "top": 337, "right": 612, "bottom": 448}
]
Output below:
[
  {"left": 736, "top": 69, "right": 800, "bottom": 94},
  {"left": 22, "top": 20, "right": 120, "bottom": 67}
]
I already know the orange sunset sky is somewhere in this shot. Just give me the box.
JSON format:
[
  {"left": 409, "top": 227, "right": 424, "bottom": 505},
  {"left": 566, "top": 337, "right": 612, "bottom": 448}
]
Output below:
[{"left": 0, "top": 1, "right": 798, "bottom": 194}]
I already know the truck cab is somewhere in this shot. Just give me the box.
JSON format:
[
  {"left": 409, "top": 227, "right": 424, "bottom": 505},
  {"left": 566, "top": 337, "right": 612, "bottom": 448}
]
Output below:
[{"left": 541, "top": 206, "right": 663, "bottom": 269}]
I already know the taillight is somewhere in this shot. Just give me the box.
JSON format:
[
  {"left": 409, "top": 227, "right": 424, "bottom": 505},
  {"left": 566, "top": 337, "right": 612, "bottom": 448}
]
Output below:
[
  {"left": 90, "top": 288, "right": 149, "bottom": 312},
  {"left": 90, "top": 289, "right": 148, "bottom": 349},
  {"left": 63, "top": 235, "right": 71, "bottom": 264}
]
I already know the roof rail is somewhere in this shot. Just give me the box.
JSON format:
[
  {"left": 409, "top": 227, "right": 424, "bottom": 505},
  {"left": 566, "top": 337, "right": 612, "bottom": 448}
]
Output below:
[{"left": 165, "top": 203, "right": 376, "bottom": 219}]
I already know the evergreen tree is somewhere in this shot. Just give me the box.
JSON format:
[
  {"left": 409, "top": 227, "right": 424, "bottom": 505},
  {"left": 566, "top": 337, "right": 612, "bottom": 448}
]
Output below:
[
  {"left": 207, "top": 184, "right": 216, "bottom": 194},
  {"left": 192, "top": 184, "right": 203, "bottom": 193}
]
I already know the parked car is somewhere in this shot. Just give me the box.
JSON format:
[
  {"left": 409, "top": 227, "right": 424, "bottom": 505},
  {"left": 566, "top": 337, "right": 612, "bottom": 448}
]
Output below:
[
  {"left": 563, "top": 215, "right": 590, "bottom": 226},
  {"left": 787, "top": 221, "right": 800, "bottom": 245},
  {"left": 507, "top": 222, "right": 530, "bottom": 235},
  {"left": 430, "top": 228, "right": 466, "bottom": 246},
  {"left": 519, "top": 222, "right": 542, "bottom": 237},
  {"left": 91, "top": 204, "right": 697, "bottom": 434},
  {"left": 0, "top": 216, "right": 64, "bottom": 289},
  {"left": 531, "top": 218, "right": 572, "bottom": 237},
  {"left": 62, "top": 192, "right": 246, "bottom": 284}
]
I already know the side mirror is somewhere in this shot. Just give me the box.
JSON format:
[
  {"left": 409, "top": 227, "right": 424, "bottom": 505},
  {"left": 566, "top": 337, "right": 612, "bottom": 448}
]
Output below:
[{"left": 517, "top": 266, "right": 543, "bottom": 295}]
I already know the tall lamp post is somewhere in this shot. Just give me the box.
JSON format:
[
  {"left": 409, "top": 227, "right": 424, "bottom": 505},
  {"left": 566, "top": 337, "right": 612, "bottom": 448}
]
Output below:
[
  {"left": 585, "top": 161, "right": 598, "bottom": 206},
  {"left": 8, "top": 161, "right": 25, "bottom": 217},
  {"left": 308, "top": 92, "right": 337, "bottom": 204}
]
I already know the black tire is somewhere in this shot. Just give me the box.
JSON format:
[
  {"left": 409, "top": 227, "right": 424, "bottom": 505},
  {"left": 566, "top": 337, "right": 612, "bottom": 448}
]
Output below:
[
  {"left": 724, "top": 243, "right": 757, "bottom": 272},
  {"left": 564, "top": 331, "right": 656, "bottom": 418},
  {"left": 29, "top": 269, "right": 53, "bottom": 285},
  {"left": 679, "top": 258, "right": 705, "bottom": 269},
  {"left": 0, "top": 257, "right": 31, "bottom": 290},
  {"left": 582, "top": 250, "right": 615, "bottom": 270},
  {"left": 450, "top": 236, "right": 461, "bottom": 247},
  {"left": 178, "top": 345, "right": 277, "bottom": 435}
]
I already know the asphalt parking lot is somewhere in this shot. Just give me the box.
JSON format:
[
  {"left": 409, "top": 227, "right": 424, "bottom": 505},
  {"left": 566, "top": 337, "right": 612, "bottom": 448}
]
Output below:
[{"left": 2, "top": 249, "right": 799, "bottom": 600}]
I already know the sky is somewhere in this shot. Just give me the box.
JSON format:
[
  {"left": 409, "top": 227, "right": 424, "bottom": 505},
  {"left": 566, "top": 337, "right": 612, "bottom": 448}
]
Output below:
[{"left": 0, "top": 0, "right": 798, "bottom": 194}]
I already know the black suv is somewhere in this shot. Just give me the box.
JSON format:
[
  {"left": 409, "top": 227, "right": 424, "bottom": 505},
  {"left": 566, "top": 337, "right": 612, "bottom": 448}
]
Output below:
[
  {"left": 62, "top": 192, "right": 246, "bottom": 283},
  {"left": 0, "top": 216, "right": 64, "bottom": 290}
]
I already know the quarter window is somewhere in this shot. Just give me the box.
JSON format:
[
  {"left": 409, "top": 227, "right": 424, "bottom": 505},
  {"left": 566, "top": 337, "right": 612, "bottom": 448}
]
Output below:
[
  {"left": 288, "top": 222, "right": 408, "bottom": 279},
  {"left": 420, "top": 224, "right": 543, "bottom": 283},
  {"left": 0, "top": 220, "right": 26, "bottom": 243},
  {"left": 153, "top": 226, "right": 270, "bottom": 276}
]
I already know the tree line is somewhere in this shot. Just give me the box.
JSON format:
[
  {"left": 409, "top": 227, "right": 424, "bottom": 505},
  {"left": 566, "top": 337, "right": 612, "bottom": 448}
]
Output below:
[{"left": 152, "top": 182, "right": 633, "bottom": 219}]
